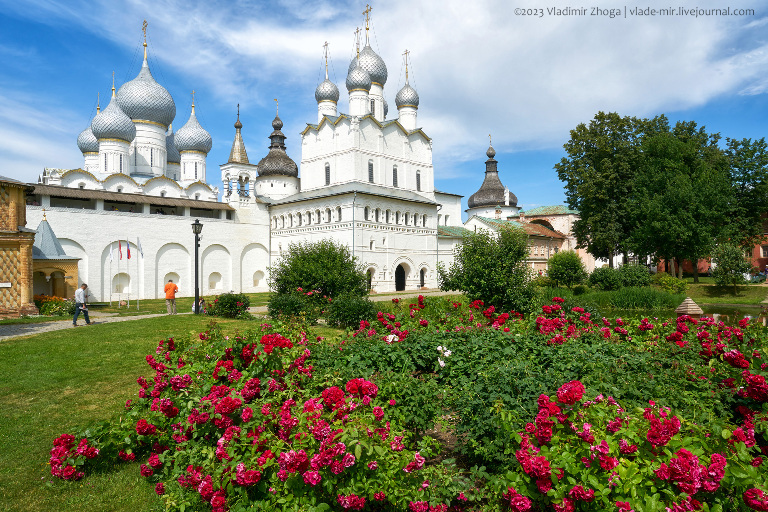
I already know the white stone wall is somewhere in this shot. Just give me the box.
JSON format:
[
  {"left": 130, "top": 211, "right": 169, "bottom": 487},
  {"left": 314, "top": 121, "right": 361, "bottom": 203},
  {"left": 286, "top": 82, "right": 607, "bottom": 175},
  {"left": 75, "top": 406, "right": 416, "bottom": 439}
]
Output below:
[
  {"left": 26, "top": 203, "right": 270, "bottom": 302},
  {"left": 130, "top": 122, "right": 167, "bottom": 176}
]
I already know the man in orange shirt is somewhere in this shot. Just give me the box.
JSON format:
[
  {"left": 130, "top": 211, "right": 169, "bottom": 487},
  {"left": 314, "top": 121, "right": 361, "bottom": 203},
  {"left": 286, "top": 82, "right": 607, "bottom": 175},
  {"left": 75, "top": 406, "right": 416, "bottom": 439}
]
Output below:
[{"left": 164, "top": 279, "right": 179, "bottom": 315}]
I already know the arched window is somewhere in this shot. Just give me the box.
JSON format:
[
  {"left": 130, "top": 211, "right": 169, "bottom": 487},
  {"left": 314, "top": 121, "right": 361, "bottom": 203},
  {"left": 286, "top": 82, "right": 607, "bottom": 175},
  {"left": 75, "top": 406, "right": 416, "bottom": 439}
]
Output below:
[
  {"left": 325, "top": 163, "right": 330, "bottom": 185},
  {"left": 368, "top": 160, "right": 374, "bottom": 183},
  {"left": 369, "top": 240, "right": 375, "bottom": 250},
  {"left": 119, "top": 154, "right": 123, "bottom": 172},
  {"left": 444, "top": 215, "right": 450, "bottom": 225},
  {"left": 395, "top": 211, "right": 401, "bottom": 224},
  {"left": 325, "top": 208, "right": 331, "bottom": 222},
  {"left": 160, "top": 191, "right": 166, "bottom": 198},
  {"left": 375, "top": 208, "right": 380, "bottom": 222},
  {"left": 289, "top": 215, "right": 293, "bottom": 227},
  {"left": 150, "top": 148, "right": 154, "bottom": 167},
  {"left": 422, "top": 215, "right": 427, "bottom": 227},
  {"left": 416, "top": 170, "right": 421, "bottom": 191},
  {"left": 104, "top": 153, "right": 107, "bottom": 171},
  {"left": 405, "top": 212, "right": 410, "bottom": 225},
  {"left": 392, "top": 165, "right": 398, "bottom": 187},
  {"left": 337, "top": 206, "right": 342, "bottom": 221},
  {"left": 385, "top": 210, "right": 391, "bottom": 223},
  {"left": 370, "top": 99, "right": 375, "bottom": 114},
  {"left": 117, "top": 187, "right": 123, "bottom": 193},
  {"left": 315, "top": 209, "right": 321, "bottom": 224},
  {"left": 437, "top": 214, "right": 442, "bottom": 225},
  {"left": 364, "top": 206, "right": 370, "bottom": 221},
  {"left": 280, "top": 215, "right": 285, "bottom": 228},
  {"left": 194, "top": 162, "right": 198, "bottom": 179},
  {"left": 298, "top": 214, "right": 303, "bottom": 226}
]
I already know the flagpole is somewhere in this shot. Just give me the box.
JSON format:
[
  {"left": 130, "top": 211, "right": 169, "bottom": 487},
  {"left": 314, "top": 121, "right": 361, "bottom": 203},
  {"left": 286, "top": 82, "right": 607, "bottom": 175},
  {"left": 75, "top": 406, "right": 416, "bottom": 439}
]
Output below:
[
  {"left": 127, "top": 239, "right": 130, "bottom": 308},
  {"left": 109, "top": 242, "right": 112, "bottom": 306}
]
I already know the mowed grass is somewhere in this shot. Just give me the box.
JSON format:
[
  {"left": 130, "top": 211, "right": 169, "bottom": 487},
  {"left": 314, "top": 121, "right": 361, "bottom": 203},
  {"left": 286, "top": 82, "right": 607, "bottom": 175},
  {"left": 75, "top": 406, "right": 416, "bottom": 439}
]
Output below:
[
  {"left": 93, "top": 292, "right": 273, "bottom": 316},
  {"left": 686, "top": 283, "right": 768, "bottom": 305},
  {"left": 0, "top": 314, "right": 257, "bottom": 512}
]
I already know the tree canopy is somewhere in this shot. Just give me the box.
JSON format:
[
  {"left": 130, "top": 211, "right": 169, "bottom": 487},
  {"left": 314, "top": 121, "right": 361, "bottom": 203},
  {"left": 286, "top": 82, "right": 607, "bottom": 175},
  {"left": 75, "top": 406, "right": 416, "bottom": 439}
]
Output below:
[
  {"left": 556, "top": 111, "right": 767, "bottom": 276},
  {"left": 438, "top": 226, "right": 536, "bottom": 313}
]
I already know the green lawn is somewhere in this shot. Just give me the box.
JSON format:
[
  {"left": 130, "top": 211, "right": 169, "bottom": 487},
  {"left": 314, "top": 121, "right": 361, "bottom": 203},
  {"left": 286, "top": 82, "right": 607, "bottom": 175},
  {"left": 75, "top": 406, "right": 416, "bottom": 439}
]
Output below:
[
  {"left": 685, "top": 283, "right": 768, "bottom": 305},
  {"left": 0, "top": 314, "right": 257, "bottom": 512}
]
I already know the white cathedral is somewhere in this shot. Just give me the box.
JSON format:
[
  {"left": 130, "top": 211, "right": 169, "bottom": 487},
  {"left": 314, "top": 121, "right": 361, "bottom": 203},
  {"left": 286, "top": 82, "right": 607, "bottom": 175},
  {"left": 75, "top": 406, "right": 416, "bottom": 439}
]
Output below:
[{"left": 24, "top": 20, "right": 472, "bottom": 301}]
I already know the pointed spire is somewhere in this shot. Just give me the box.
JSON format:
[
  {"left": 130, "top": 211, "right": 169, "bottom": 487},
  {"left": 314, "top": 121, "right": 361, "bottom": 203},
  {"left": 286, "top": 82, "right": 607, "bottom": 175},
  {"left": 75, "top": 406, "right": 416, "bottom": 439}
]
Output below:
[
  {"left": 97, "top": 92, "right": 100, "bottom": 113},
  {"left": 111, "top": 71, "right": 116, "bottom": 97},
  {"left": 228, "top": 104, "right": 249, "bottom": 164},
  {"left": 354, "top": 27, "right": 361, "bottom": 59},
  {"left": 191, "top": 90, "right": 196, "bottom": 115}
]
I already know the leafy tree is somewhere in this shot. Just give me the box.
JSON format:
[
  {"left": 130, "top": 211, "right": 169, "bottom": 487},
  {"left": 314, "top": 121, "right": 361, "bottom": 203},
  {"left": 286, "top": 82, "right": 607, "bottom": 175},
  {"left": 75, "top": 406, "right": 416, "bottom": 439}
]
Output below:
[
  {"left": 630, "top": 121, "right": 730, "bottom": 282},
  {"left": 724, "top": 137, "right": 768, "bottom": 248},
  {"left": 268, "top": 239, "right": 367, "bottom": 298},
  {"left": 438, "top": 226, "right": 536, "bottom": 313},
  {"left": 555, "top": 112, "right": 667, "bottom": 266},
  {"left": 711, "top": 243, "right": 752, "bottom": 293},
  {"left": 547, "top": 250, "right": 586, "bottom": 289}
]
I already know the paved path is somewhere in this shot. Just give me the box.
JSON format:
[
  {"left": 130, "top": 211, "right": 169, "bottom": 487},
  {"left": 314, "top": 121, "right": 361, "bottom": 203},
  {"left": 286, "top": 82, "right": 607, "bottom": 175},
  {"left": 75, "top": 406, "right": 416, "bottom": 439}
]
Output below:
[
  {"left": 0, "top": 311, "right": 171, "bottom": 342},
  {"left": 0, "top": 289, "right": 457, "bottom": 342}
]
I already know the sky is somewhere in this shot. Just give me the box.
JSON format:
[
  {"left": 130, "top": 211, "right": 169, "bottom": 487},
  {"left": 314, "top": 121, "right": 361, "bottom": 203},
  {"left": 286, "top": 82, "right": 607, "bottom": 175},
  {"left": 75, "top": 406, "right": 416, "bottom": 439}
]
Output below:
[{"left": 0, "top": 0, "right": 766, "bottom": 220}]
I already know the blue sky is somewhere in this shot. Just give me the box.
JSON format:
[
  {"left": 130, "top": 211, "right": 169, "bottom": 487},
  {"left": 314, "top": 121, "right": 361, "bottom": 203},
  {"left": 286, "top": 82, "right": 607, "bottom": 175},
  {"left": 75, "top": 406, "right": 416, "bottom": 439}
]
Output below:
[{"left": 1, "top": 0, "right": 766, "bottom": 220}]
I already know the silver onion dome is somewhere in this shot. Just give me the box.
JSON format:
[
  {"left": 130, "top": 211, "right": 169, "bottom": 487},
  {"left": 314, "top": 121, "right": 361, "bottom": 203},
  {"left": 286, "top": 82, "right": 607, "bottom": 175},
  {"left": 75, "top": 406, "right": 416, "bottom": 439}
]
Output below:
[
  {"left": 175, "top": 109, "right": 212, "bottom": 154},
  {"left": 77, "top": 125, "right": 99, "bottom": 154},
  {"left": 346, "top": 63, "right": 372, "bottom": 92},
  {"left": 166, "top": 129, "right": 180, "bottom": 163},
  {"left": 315, "top": 78, "right": 340, "bottom": 103},
  {"left": 117, "top": 58, "right": 176, "bottom": 127},
  {"left": 91, "top": 91, "right": 136, "bottom": 143},
  {"left": 347, "top": 44, "right": 387, "bottom": 86},
  {"left": 395, "top": 83, "right": 419, "bottom": 109},
  {"left": 383, "top": 98, "right": 389, "bottom": 118}
]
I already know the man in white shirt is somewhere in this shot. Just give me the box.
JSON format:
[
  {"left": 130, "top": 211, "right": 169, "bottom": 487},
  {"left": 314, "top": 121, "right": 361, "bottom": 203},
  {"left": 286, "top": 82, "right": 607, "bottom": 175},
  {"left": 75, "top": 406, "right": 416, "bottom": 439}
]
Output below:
[{"left": 73, "top": 283, "right": 92, "bottom": 326}]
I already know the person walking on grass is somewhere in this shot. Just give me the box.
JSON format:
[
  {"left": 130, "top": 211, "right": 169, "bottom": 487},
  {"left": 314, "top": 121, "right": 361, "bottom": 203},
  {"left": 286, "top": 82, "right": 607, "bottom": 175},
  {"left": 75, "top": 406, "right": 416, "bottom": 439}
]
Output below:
[
  {"left": 164, "top": 279, "right": 179, "bottom": 315},
  {"left": 73, "top": 283, "right": 92, "bottom": 326}
]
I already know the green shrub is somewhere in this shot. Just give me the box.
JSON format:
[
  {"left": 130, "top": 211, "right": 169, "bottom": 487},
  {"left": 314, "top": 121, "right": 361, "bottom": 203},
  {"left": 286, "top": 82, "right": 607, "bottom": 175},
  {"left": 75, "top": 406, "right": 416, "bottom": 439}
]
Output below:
[
  {"left": 546, "top": 250, "right": 587, "bottom": 289},
  {"left": 268, "top": 239, "right": 368, "bottom": 298},
  {"left": 587, "top": 266, "right": 622, "bottom": 290},
  {"left": 619, "top": 263, "right": 652, "bottom": 287},
  {"left": 530, "top": 274, "right": 553, "bottom": 287},
  {"left": 591, "top": 287, "right": 684, "bottom": 310},
  {"left": 205, "top": 292, "right": 250, "bottom": 318},
  {"left": 712, "top": 242, "right": 752, "bottom": 291},
  {"left": 266, "top": 292, "right": 321, "bottom": 323},
  {"left": 38, "top": 298, "right": 76, "bottom": 316},
  {"left": 438, "top": 225, "right": 537, "bottom": 314},
  {"left": 654, "top": 273, "right": 688, "bottom": 293},
  {"left": 325, "top": 293, "right": 376, "bottom": 329},
  {"left": 572, "top": 284, "right": 588, "bottom": 296}
]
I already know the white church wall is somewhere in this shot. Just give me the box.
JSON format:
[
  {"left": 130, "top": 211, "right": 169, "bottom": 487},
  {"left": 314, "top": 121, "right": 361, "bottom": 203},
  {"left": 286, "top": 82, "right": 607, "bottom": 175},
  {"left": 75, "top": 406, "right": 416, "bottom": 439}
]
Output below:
[
  {"left": 240, "top": 243, "right": 270, "bottom": 292},
  {"left": 202, "top": 244, "right": 231, "bottom": 294},
  {"left": 143, "top": 178, "right": 183, "bottom": 198}
]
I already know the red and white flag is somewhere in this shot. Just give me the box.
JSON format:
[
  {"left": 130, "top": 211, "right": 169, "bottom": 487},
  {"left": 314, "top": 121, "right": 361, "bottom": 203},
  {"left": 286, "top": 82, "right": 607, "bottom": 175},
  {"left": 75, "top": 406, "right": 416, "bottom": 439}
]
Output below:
[
  {"left": 126, "top": 239, "right": 131, "bottom": 259},
  {"left": 119, "top": 240, "right": 123, "bottom": 259}
]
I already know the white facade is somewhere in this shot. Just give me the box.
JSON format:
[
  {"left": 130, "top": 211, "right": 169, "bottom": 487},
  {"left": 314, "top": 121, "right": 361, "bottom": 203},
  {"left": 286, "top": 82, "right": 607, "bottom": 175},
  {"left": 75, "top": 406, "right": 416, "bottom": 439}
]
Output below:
[{"left": 26, "top": 26, "right": 473, "bottom": 300}]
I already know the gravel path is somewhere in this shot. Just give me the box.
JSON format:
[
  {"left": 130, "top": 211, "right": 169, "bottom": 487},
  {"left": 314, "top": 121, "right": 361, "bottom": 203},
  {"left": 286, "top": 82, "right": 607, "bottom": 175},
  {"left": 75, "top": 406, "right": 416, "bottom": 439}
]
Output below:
[{"left": 0, "top": 289, "right": 456, "bottom": 342}]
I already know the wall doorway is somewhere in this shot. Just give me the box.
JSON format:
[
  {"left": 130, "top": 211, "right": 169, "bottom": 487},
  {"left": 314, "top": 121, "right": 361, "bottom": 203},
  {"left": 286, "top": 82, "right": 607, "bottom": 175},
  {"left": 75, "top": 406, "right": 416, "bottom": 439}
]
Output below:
[{"left": 395, "top": 264, "right": 406, "bottom": 291}]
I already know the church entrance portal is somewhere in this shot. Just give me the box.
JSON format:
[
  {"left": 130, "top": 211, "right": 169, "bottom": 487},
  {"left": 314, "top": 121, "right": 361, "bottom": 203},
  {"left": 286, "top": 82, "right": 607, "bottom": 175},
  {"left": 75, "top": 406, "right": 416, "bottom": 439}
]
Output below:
[{"left": 395, "top": 264, "right": 406, "bottom": 291}]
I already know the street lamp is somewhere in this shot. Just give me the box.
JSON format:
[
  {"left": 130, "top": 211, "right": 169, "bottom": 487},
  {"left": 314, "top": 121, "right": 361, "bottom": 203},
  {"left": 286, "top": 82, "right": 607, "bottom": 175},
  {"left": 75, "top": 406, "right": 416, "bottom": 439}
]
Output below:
[{"left": 192, "top": 219, "right": 203, "bottom": 314}]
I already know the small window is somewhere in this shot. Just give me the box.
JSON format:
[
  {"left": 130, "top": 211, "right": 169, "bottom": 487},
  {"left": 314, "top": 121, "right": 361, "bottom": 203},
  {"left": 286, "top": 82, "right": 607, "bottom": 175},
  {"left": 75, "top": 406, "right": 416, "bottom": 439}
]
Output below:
[
  {"left": 370, "top": 99, "right": 375, "bottom": 114},
  {"left": 104, "top": 153, "right": 107, "bottom": 171},
  {"left": 160, "top": 191, "right": 166, "bottom": 197},
  {"left": 325, "top": 163, "right": 330, "bottom": 185},
  {"left": 762, "top": 246, "right": 768, "bottom": 258},
  {"left": 117, "top": 187, "right": 123, "bottom": 193},
  {"left": 151, "top": 149, "right": 154, "bottom": 167},
  {"left": 396, "top": 211, "right": 401, "bottom": 224},
  {"left": 392, "top": 165, "right": 398, "bottom": 187},
  {"left": 368, "top": 160, "right": 374, "bottom": 183},
  {"left": 194, "top": 162, "right": 198, "bottom": 179},
  {"left": 337, "top": 206, "right": 342, "bottom": 221},
  {"left": 119, "top": 154, "right": 123, "bottom": 172},
  {"left": 416, "top": 170, "right": 421, "bottom": 191},
  {"left": 375, "top": 209, "right": 380, "bottom": 222},
  {"left": 422, "top": 215, "right": 427, "bottom": 227},
  {"left": 405, "top": 212, "right": 410, "bottom": 225},
  {"left": 79, "top": 182, "right": 85, "bottom": 190},
  {"left": 444, "top": 215, "right": 450, "bottom": 225},
  {"left": 364, "top": 206, "right": 370, "bottom": 221},
  {"left": 370, "top": 240, "right": 375, "bottom": 250},
  {"left": 385, "top": 210, "right": 391, "bottom": 223},
  {"left": 195, "top": 193, "right": 200, "bottom": 200}
]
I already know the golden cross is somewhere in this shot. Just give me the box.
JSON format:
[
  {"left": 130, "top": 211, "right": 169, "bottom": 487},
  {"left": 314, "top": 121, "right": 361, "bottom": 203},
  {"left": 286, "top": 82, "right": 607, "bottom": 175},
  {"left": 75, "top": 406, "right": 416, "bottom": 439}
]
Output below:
[
  {"left": 489, "top": 134, "right": 492, "bottom": 145},
  {"left": 274, "top": 98, "right": 278, "bottom": 115},
  {"left": 142, "top": 20, "right": 148, "bottom": 43},
  {"left": 97, "top": 91, "right": 100, "bottom": 111},
  {"left": 111, "top": 71, "right": 115, "bottom": 92},
  {"left": 323, "top": 41, "right": 329, "bottom": 77},
  {"left": 362, "top": 4, "right": 372, "bottom": 42},
  {"left": 354, "top": 27, "right": 361, "bottom": 58},
  {"left": 403, "top": 49, "right": 410, "bottom": 81},
  {"left": 237, "top": 103, "right": 240, "bottom": 119},
  {"left": 42, "top": 208, "right": 47, "bottom": 220},
  {"left": 192, "top": 90, "right": 195, "bottom": 105}
]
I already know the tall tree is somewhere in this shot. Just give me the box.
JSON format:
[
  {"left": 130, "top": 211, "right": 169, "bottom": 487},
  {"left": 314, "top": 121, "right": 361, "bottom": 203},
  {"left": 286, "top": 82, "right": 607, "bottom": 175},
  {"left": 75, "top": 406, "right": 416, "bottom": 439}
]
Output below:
[
  {"left": 630, "top": 121, "right": 730, "bottom": 282},
  {"left": 724, "top": 137, "right": 768, "bottom": 248},
  {"left": 555, "top": 112, "right": 667, "bottom": 266}
]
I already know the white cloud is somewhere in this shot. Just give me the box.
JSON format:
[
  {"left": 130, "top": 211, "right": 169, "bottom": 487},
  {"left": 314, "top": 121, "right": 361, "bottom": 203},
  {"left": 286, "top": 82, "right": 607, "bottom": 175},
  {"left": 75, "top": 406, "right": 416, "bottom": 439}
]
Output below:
[{"left": 0, "top": 0, "right": 766, "bottom": 185}]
